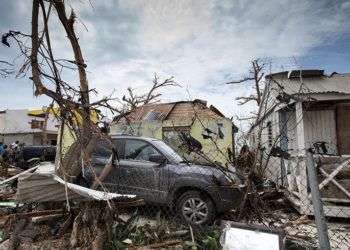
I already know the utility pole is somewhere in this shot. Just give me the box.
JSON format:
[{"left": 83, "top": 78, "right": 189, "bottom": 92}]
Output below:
[{"left": 306, "top": 151, "right": 331, "bottom": 250}]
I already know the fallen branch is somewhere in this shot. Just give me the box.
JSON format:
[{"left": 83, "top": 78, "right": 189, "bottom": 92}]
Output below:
[
  {"left": 32, "top": 213, "right": 63, "bottom": 223},
  {"left": 136, "top": 239, "right": 183, "bottom": 249},
  {"left": 1, "top": 209, "right": 63, "bottom": 221},
  {"left": 0, "top": 165, "right": 39, "bottom": 186}
]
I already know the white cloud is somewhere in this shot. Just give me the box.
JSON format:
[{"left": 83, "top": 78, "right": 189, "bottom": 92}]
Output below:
[
  {"left": 1, "top": 0, "right": 350, "bottom": 128},
  {"left": 85, "top": 0, "right": 350, "bottom": 123}
]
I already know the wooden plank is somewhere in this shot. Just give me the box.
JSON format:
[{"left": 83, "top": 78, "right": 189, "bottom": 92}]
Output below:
[
  {"left": 0, "top": 165, "right": 39, "bottom": 185},
  {"left": 319, "top": 168, "right": 350, "bottom": 199},
  {"left": 322, "top": 164, "right": 350, "bottom": 179},
  {"left": 318, "top": 159, "right": 350, "bottom": 190},
  {"left": 323, "top": 205, "right": 350, "bottom": 218},
  {"left": 297, "top": 159, "right": 311, "bottom": 214},
  {"left": 336, "top": 103, "right": 350, "bottom": 155},
  {"left": 322, "top": 198, "right": 350, "bottom": 203},
  {"left": 295, "top": 102, "right": 306, "bottom": 155},
  {"left": 32, "top": 214, "right": 63, "bottom": 223}
]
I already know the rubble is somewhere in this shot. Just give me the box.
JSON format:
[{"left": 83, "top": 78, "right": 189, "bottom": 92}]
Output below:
[
  {"left": 16, "top": 162, "right": 136, "bottom": 203},
  {"left": 0, "top": 159, "right": 349, "bottom": 249}
]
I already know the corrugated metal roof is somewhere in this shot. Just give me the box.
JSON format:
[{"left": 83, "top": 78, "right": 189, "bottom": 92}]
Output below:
[
  {"left": 16, "top": 162, "right": 135, "bottom": 203},
  {"left": 269, "top": 72, "right": 350, "bottom": 96}
]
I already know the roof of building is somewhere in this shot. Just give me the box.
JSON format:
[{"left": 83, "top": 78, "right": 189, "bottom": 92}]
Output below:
[
  {"left": 249, "top": 70, "right": 350, "bottom": 131},
  {"left": 266, "top": 70, "right": 350, "bottom": 96},
  {"left": 113, "top": 99, "right": 229, "bottom": 123}
]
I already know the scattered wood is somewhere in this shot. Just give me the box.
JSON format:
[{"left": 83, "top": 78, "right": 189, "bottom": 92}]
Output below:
[
  {"left": 32, "top": 214, "right": 63, "bottom": 223},
  {"left": 0, "top": 209, "right": 64, "bottom": 227},
  {"left": 114, "top": 198, "right": 145, "bottom": 208},
  {"left": 7, "top": 218, "right": 28, "bottom": 250},
  {"left": 0, "top": 192, "right": 15, "bottom": 200},
  {"left": 135, "top": 239, "right": 183, "bottom": 249},
  {"left": 4, "top": 209, "right": 63, "bottom": 220},
  {"left": 0, "top": 165, "right": 39, "bottom": 186},
  {"left": 292, "top": 215, "right": 311, "bottom": 226}
]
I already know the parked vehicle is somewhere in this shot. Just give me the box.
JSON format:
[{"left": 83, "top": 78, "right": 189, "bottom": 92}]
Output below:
[
  {"left": 17, "top": 145, "right": 56, "bottom": 169},
  {"left": 90, "top": 135, "right": 245, "bottom": 225}
]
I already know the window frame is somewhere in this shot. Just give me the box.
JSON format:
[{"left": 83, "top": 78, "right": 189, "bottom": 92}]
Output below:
[
  {"left": 123, "top": 138, "right": 165, "bottom": 163},
  {"left": 92, "top": 138, "right": 125, "bottom": 159}
]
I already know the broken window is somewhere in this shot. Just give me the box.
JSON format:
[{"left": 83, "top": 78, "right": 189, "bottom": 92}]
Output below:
[{"left": 31, "top": 119, "right": 44, "bottom": 129}]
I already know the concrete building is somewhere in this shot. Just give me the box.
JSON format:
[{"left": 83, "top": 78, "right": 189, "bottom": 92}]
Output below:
[
  {"left": 0, "top": 108, "right": 59, "bottom": 146},
  {"left": 110, "top": 99, "right": 238, "bottom": 166}
]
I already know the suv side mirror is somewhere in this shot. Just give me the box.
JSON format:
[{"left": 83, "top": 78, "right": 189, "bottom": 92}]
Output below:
[{"left": 149, "top": 154, "right": 167, "bottom": 165}]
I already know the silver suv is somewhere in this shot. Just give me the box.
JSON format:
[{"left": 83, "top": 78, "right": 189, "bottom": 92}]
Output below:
[{"left": 90, "top": 135, "right": 244, "bottom": 225}]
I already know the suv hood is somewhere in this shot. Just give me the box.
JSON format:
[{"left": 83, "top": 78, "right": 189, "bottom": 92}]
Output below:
[{"left": 177, "top": 163, "right": 244, "bottom": 185}]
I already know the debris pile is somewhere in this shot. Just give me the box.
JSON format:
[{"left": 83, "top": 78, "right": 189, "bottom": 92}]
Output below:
[{"left": 0, "top": 162, "right": 198, "bottom": 249}]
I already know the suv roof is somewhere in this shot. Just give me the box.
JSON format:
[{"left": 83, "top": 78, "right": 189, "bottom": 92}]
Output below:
[{"left": 110, "top": 134, "right": 160, "bottom": 143}]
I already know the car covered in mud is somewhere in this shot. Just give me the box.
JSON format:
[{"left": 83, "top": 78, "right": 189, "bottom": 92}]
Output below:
[{"left": 90, "top": 135, "right": 245, "bottom": 225}]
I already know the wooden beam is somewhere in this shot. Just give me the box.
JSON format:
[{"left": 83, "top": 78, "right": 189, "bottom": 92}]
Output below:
[
  {"left": 322, "top": 198, "right": 350, "bottom": 203},
  {"left": 319, "top": 168, "right": 350, "bottom": 199},
  {"left": 295, "top": 102, "right": 306, "bottom": 155},
  {"left": 318, "top": 159, "right": 350, "bottom": 190},
  {"left": 0, "top": 165, "right": 39, "bottom": 186},
  {"left": 323, "top": 205, "right": 350, "bottom": 218}
]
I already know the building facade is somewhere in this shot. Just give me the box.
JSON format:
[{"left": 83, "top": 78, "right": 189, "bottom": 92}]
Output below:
[
  {"left": 0, "top": 108, "right": 59, "bottom": 146},
  {"left": 250, "top": 70, "right": 350, "bottom": 217},
  {"left": 111, "top": 100, "right": 237, "bottom": 166}
]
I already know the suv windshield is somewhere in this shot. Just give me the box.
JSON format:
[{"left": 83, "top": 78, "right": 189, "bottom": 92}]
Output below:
[{"left": 151, "top": 139, "right": 183, "bottom": 163}]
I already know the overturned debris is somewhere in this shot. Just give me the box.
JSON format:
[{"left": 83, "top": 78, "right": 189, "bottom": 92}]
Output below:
[{"left": 15, "top": 162, "right": 135, "bottom": 203}]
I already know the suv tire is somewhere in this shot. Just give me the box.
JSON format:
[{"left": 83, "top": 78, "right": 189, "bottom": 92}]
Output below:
[{"left": 176, "top": 190, "right": 215, "bottom": 225}]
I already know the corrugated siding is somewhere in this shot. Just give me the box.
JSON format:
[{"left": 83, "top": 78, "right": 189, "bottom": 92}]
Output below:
[{"left": 304, "top": 109, "right": 337, "bottom": 154}]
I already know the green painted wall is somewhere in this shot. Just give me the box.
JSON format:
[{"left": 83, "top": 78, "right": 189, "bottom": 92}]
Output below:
[{"left": 110, "top": 117, "right": 234, "bottom": 166}]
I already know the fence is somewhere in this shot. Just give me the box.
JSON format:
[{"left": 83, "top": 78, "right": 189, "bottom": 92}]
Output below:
[
  {"left": 262, "top": 150, "right": 350, "bottom": 249},
  {"left": 3, "top": 133, "right": 350, "bottom": 249},
  {"left": 84, "top": 134, "right": 350, "bottom": 249}
]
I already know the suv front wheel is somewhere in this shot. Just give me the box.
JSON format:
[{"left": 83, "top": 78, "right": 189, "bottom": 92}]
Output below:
[{"left": 176, "top": 191, "right": 215, "bottom": 225}]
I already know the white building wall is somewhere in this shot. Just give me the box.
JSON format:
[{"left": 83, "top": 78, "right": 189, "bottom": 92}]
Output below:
[
  {"left": 0, "top": 109, "right": 59, "bottom": 145},
  {"left": 0, "top": 109, "right": 59, "bottom": 134},
  {"left": 253, "top": 107, "right": 339, "bottom": 186},
  {"left": 303, "top": 109, "right": 337, "bottom": 154},
  {"left": 250, "top": 111, "right": 283, "bottom": 185},
  {"left": 1, "top": 133, "right": 34, "bottom": 145}
]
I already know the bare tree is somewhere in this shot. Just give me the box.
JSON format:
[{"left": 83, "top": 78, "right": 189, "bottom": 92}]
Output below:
[
  {"left": 2, "top": 1, "right": 129, "bottom": 247},
  {"left": 0, "top": 60, "right": 14, "bottom": 77},
  {"left": 2, "top": 1, "right": 122, "bottom": 181},
  {"left": 121, "top": 73, "right": 180, "bottom": 111},
  {"left": 227, "top": 59, "right": 265, "bottom": 106}
]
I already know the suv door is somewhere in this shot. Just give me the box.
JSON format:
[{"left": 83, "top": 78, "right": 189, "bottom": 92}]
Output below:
[
  {"left": 118, "top": 139, "right": 167, "bottom": 203},
  {"left": 91, "top": 138, "right": 124, "bottom": 191}
]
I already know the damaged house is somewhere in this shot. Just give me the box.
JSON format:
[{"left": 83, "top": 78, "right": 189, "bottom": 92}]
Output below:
[
  {"left": 110, "top": 99, "right": 238, "bottom": 166},
  {"left": 0, "top": 108, "right": 59, "bottom": 146},
  {"left": 250, "top": 70, "right": 350, "bottom": 218}
]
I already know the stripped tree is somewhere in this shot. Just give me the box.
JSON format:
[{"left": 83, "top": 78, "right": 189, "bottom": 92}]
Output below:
[{"left": 2, "top": 1, "right": 179, "bottom": 246}]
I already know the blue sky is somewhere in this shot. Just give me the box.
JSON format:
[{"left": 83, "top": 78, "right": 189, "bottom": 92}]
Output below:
[{"left": 1, "top": 0, "right": 350, "bottom": 122}]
